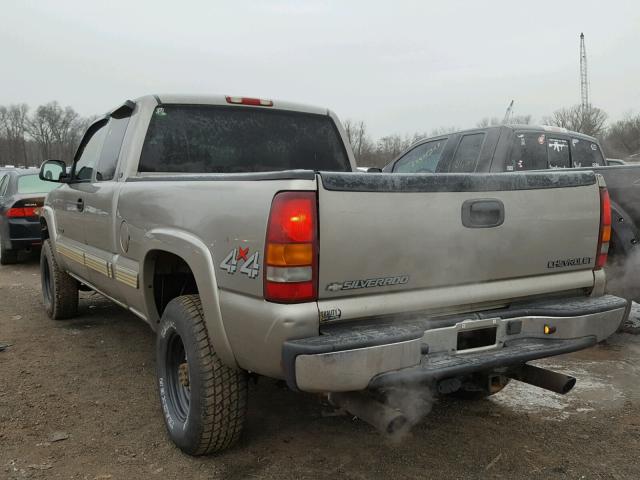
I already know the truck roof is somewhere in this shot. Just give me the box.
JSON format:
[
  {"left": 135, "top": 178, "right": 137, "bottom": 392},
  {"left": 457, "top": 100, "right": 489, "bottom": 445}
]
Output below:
[
  {"left": 435, "top": 124, "right": 598, "bottom": 143},
  {"left": 136, "top": 94, "right": 330, "bottom": 116}
]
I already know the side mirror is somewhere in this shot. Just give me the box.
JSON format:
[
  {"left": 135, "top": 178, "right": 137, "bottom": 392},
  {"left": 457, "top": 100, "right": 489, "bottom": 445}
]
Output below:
[{"left": 39, "top": 160, "right": 69, "bottom": 183}]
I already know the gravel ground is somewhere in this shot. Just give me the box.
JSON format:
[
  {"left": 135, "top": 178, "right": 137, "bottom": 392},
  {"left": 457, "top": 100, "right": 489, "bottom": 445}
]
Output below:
[{"left": 1, "top": 256, "right": 640, "bottom": 479}]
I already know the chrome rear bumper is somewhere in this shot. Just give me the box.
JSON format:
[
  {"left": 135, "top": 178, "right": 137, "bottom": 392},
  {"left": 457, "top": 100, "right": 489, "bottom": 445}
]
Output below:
[{"left": 283, "top": 295, "right": 628, "bottom": 393}]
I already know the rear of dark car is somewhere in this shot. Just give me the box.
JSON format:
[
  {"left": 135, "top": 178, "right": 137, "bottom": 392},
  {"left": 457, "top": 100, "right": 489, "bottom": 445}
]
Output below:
[{"left": 0, "top": 170, "right": 60, "bottom": 264}]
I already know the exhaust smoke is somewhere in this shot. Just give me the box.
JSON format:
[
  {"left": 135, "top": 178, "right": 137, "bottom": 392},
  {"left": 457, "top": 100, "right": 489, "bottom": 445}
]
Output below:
[{"left": 329, "top": 387, "right": 433, "bottom": 441}]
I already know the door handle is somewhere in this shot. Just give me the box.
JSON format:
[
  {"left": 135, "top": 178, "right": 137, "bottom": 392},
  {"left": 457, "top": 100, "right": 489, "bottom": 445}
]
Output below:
[
  {"left": 76, "top": 198, "right": 84, "bottom": 212},
  {"left": 461, "top": 199, "right": 504, "bottom": 228}
]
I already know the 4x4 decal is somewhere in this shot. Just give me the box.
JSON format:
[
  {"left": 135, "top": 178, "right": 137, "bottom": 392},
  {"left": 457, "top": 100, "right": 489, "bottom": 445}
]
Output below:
[{"left": 220, "top": 247, "right": 261, "bottom": 279}]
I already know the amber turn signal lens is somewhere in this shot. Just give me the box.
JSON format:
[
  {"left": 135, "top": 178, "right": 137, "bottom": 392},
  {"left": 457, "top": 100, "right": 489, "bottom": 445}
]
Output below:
[
  {"left": 544, "top": 325, "right": 556, "bottom": 335},
  {"left": 266, "top": 243, "right": 313, "bottom": 266}
]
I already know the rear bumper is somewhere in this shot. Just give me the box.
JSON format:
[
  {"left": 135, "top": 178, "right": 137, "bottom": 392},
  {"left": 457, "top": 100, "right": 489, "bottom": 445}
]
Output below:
[
  {"left": 6, "top": 218, "right": 41, "bottom": 248},
  {"left": 283, "top": 295, "right": 628, "bottom": 393}
]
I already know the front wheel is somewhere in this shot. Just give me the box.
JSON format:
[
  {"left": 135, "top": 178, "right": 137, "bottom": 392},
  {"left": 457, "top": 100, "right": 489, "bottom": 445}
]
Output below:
[
  {"left": 40, "top": 240, "right": 78, "bottom": 319},
  {"left": 156, "top": 295, "right": 248, "bottom": 455}
]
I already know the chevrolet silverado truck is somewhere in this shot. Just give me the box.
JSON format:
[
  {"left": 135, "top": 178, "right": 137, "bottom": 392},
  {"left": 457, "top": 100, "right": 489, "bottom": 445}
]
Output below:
[
  {"left": 38, "top": 96, "right": 628, "bottom": 455},
  {"left": 384, "top": 125, "right": 640, "bottom": 300}
]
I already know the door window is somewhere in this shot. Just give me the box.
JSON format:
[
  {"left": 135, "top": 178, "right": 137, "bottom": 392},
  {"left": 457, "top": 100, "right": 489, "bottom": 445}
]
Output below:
[
  {"left": 95, "top": 117, "right": 130, "bottom": 181},
  {"left": 393, "top": 139, "right": 447, "bottom": 173},
  {"left": 570, "top": 138, "right": 604, "bottom": 167},
  {"left": 547, "top": 138, "right": 570, "bottom": 169},
  {"left": 73, "top": 120, "right": 108, "bottom": 182},
  {"left": 450, "top": 133, "right": 485, "bottom": 172}
]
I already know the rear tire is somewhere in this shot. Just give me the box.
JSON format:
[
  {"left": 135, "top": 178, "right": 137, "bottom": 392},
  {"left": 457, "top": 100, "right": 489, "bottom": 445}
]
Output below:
[
  {"left": 156, "top": 295, "right": 248, "bottom": 455},
  {"left": 41, "top": 240, "right": 78, "bottom": 319}
]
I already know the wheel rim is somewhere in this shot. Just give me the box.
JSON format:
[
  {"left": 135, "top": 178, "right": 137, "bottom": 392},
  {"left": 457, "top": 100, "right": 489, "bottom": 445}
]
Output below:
[
  {"left": 165, "top": 332, "right": 191, "bottom": 423},
  {"left": 42, "top": 254, "right": 52, "bottom": 305}
]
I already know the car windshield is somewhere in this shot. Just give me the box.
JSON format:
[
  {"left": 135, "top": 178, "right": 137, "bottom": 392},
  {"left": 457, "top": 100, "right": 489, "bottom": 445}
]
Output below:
[
  {"left": 138, "top": 105, "right": 351, "bottom": 173},
  {"left": 17, "top": 174, "right": 60, "bottom": 194}
]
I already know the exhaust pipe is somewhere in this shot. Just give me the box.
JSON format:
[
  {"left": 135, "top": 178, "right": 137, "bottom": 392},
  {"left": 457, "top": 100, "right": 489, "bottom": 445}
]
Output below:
[
  {"left": 508, "top": 364, "right": 576, "bottom": 395},
  {"left": 328, "top": 391, "right": 408, "bottom": 435}
]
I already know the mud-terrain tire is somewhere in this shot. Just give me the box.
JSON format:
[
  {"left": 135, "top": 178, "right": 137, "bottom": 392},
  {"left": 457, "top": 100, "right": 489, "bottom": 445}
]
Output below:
[
  {"left": 156, "top": 295, "right": 248, "bottom": 456},
  {"left": 40, "top": 239, "right": 78, "bottom": 319},
  {"left": 0, "top": 232, "right": 18, "bottom": 265}
]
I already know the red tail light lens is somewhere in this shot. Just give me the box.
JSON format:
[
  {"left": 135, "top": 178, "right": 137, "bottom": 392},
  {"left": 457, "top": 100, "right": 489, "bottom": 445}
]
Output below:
[
  {"left": 595, "top": 187, "right": 611, "bottom": 270},
  {"left": 225, "top": 96, "right": 274, "bottom": 107},
  {"left": 264, "top": 191, "right": 318, "bottom": 303},
  {"left": 7, "top": 207, "right": 38, "bottom": 218}
]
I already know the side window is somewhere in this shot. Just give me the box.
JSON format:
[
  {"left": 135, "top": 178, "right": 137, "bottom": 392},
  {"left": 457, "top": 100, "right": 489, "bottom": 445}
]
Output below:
[
  {"left": 507, "top": 132, "right": 548, "bottom": 171},
  {"left": 393, "top": 139, "right": 447, "bottom": 173},
  {"left": 73, "top": 121, "right": 108, "bottom": 182},
  {"left": 547, "top": 138, "right": 570, "bottom": 169},
  {"left": 450, "top": 133, "right": 485, "bottom": 172},
  {"left": 570, "top": 138, "right": 604, "bottom": 167},
  {"left": 95, "top": 117, "right": 130, "bottom": 181}
]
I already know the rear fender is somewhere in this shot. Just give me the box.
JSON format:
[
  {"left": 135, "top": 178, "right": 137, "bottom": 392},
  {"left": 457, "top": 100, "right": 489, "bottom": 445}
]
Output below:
[{"left": 140, "top": 228, "right": 237, "bottom": 369}]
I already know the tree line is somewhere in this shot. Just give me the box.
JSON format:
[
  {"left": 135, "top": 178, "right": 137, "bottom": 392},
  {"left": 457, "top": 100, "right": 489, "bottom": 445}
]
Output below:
[
  {"left": 0, "top": 102, "right": 94, "bottom": 167},
  {"left": 346, "top": 105, "right": 640, "bottom": 167},
  {"left": 1, "top": 101, "right": 638, "bottom": 169}
]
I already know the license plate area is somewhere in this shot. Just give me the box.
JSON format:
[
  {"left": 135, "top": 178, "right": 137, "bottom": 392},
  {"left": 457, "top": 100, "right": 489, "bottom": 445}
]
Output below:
[{"left": 457, "top": 326, "right": 497, "bottom": 351}]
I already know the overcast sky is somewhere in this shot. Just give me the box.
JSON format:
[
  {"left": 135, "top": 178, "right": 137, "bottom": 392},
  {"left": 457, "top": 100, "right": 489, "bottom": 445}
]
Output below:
[{"left": 1, "top": 1, "right": 639, "bottom": 137}]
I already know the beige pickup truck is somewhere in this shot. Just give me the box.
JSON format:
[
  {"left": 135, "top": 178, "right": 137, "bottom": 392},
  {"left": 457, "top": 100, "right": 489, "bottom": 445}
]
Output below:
[{"left": 37, "top": 94, "right": 627, "bottom": 455}]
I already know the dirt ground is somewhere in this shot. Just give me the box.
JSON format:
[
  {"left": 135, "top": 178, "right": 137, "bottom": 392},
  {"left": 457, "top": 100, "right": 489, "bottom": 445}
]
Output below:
[{"left": 1, "top": 256, "right": 640, "bottom": 480}]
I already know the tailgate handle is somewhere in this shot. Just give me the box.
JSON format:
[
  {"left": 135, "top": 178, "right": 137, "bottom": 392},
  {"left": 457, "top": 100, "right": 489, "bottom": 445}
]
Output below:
[{"left": 462, "top": 199, "right": 504, "bottom": 228}]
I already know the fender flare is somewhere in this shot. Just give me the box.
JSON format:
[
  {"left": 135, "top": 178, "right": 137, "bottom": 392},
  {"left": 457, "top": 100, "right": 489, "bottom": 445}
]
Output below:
[
  {"left": 140, "top": 228, "right": 238, "bottom": 369},
  {"left": 39, "top": 206, "right": 57, "bottom": 243}
]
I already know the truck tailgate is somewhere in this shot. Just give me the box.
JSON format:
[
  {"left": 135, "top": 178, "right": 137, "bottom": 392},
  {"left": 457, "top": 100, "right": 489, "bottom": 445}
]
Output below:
[{"left": 317, "top": 171, "right": 600, "bottom": 307}]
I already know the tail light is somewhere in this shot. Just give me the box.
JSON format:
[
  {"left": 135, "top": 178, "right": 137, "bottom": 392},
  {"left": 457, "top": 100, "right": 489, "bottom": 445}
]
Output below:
[
  {"left": 226, "top": 96, "right": 273, "bottom": 107},
  {"left": 7, "top": 207, "right": 39, "bottom": 218},
  {"left": 595, "top": 187, "right": 611, "bottom": 270},
  {"left": 264, "top": 191, "right": 318, "bottom": 303}
]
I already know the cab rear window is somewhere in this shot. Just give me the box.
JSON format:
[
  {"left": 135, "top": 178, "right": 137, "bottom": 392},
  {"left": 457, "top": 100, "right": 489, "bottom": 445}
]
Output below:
[
  {"left": 571, "top": 138, "right": 604, "bottom": 167},
  {"left": 138, "top": 105, "right": 351, "bottom": 173}
]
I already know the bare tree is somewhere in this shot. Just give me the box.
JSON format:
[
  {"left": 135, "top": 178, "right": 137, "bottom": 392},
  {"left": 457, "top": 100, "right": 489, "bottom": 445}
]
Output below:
[
  {"left": 428, "top": 126, "right": 459, "bottom": 136},
  {"left": 477, "top": 115, "right": 532, "bottom": 127},
  {"left": 0, "top": 104, "right": 29, "bottom": 166},
  {"left": 544, "top": 105, "right": 608, "bottom": 138},
  {"left": 510, "top": 114, "right": 532, "bottom": 125},
  {"left": 343, "top": 119, "right": 371, "bottom": 160},
  {"left": 26, "top": 102, "right": 85, "bottom": 164},
  {"left": 476, "top": 117, "right": 500, "bottom": 128},
  {"left": 603, "top": 114, "right": 640, "bottom": 159}
]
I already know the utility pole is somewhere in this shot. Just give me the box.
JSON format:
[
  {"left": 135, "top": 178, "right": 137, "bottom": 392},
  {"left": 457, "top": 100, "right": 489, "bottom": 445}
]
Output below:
[{"left": 580, "top": 32, "right": 590, "bottom": 111}]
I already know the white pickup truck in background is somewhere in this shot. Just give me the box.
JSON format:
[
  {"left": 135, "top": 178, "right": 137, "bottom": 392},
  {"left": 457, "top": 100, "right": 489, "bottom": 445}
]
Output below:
[{"left": 36, "top": 94, "right": 628, "bottom": 454}]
